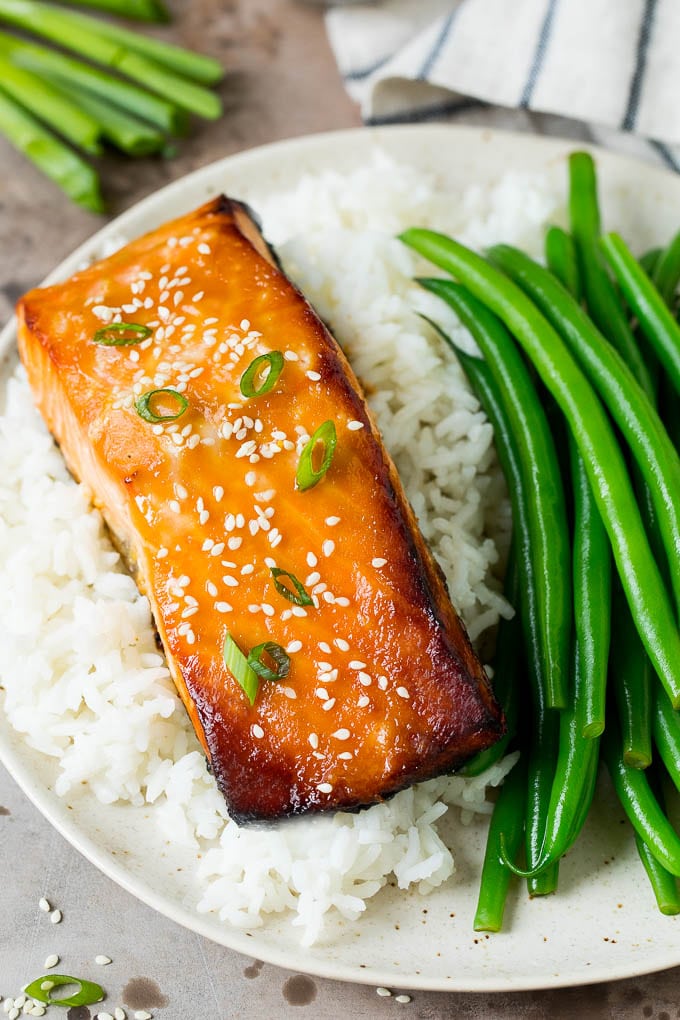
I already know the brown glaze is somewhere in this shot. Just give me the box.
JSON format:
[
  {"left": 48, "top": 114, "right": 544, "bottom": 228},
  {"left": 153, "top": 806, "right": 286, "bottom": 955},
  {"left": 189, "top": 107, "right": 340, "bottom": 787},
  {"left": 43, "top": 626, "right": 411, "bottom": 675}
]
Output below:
[{"left": 16, "top": 196, "right": 504, "bottom": 823}]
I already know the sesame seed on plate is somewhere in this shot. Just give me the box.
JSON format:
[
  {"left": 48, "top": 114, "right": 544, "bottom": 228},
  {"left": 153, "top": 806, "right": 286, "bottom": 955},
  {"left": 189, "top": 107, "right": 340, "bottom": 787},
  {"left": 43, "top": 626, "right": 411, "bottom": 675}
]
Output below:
[
  {"left": 376, "top": 987, "right": 392, "bottom": 997},
  {"left": 50, "top": 909, "right": 62, "bottom": 924},
  {"left": 395, "top": 995, "right": 412, "bottom": 1004},
  {"left": 372, "top": 557, "right": 387, "bottom": 568},
  {"left": 38, "top": 897, "right": 50, "bottom": 912},
  {"left": 44, "top": 954, "right": 59, "bottom": 969},
  {"left": 95, "top": 955, "right": 112, "bottom": 965}
]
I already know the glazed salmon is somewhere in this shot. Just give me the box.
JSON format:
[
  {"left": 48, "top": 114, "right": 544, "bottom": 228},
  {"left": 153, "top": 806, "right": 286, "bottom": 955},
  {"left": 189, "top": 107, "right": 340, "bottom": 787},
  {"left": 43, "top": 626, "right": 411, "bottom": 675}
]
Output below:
[{"left": 16, "top": 196, "right": 504, "bottom": 823}]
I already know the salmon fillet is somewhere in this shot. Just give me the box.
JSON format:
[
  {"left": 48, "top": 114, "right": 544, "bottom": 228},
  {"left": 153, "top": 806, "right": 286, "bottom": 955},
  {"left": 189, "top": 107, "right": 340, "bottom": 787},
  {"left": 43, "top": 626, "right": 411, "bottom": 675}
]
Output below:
[{"left": 16, "top": 196, "right": 504, "bottom": 823}]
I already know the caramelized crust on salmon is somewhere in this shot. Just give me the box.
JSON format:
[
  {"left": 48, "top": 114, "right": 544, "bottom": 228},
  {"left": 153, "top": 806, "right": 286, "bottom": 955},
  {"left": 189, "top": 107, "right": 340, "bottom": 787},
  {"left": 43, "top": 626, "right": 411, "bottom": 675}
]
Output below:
[{"left": 16, "top": 196, "right": 504, "bottom": 822}]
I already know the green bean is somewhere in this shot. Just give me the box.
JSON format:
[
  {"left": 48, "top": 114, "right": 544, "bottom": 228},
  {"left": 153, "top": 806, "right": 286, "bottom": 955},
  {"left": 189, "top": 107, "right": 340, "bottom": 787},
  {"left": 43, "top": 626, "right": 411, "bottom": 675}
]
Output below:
[
  {"left": 603, "top": 723, "right": 680, "bottom": 875},
  {"left": 545, "top": 225, "right": 581, "bottom": 302},
  {"left": 652, "top": 687, "right": 680, "bottom": 794},
  {"left": 609, "top": 581, "right": 652, "bottom": 769},
  {"left": 474, "top": 756, "right": 526, "bottom": 932},
  {"left": 420, "top": 282, "right": 570, "bottom": 709},
  {"left": 653, "top": 230, "right": 680, "bottom": 307},
  {"left": 568, "top": 151, "right": 655, "bottom": 400},
  {"left": 639, "top": 247, "right": 663, "bottom": 277},
  {"left": 487, "top": 245, "right": 680, "bottom": 615},
  {"left": 460, "top": 548, "right": 519, "bottom": 778},
  {"left": 0, "top": 84, "right": 103, "bottom": 211},
  {"left": 440, "top": 332, "right": 559, "bottom": 896},
  {"left": 569, "top": 432, "right": 610, "bottom": 739},
  {"left": 601, "top": 232, "right": 680, "bottom": 398},
  {"left": 400, "top": 227, "right": 680, "bottom": 708}
]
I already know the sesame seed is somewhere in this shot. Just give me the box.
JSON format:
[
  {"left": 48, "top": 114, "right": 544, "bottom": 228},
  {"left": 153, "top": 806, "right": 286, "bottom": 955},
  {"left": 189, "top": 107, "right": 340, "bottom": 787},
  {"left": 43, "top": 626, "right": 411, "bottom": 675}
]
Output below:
[
  {"left": 284, "top": 350, "right": 299, "bottom": 361},
  {"left": 95, "top": 955, "right": 112, "bottom": 965},
  {"left": 325, "top": 516, "right": 341, "bottom": 526},
  {"left": 198, "top": 242, "right": 211, "bottom": 255},
  {"left": 347, "top": 420, "right": 365, "bottom": 431},
  {"left": 192, "top": 291, "right": 204, "bottom": 302},
  {"left": 316, "top": 782, "right": 332, "bottom": 794},
  {"left": 248, "top": 604, "right": 261, "bottom": 614},
  {"left": 318, "top": 641, "right": 331, "bottom": 654},
  {"left": 338, "top": 751, "right": 353, "bottom": 760},
  {"left": 322, "top": 540, "right": 335, "bottom": 557},
  {"left": 202, "top": 538, "right": 214, "bottom": 551},
  {"left": 372, "top": 557, "right": 387, "bottom": 568},
  {"left": 264, "top": 556, "right": 276, "bottom": 568},
  {"left": 211, "top": 542, "right": 225, "bottom": 556},
  {"left": 358, "top": 673, "right": 372, "bottom": 687},
  {"left": 134, "top": 1013, "right": 153, "bottom": 1020},
  {"left": 395, "top": 995, "right": 412, "bottom": 1004},
  {"left": 44, "top": 954, "right": 59, "bottom": 969},
  {"left": 199, "top": 510, "right": 210, "bottom": 525},
  {"left": 397, "top": 686, "right": 410, "bottom": 699},
  {"left": 306, "top": 551, "right": 317, "bottom": 567},
  {"left": 306, "top": 571, "right": 321, "bottom": 586},
  {"left": 291, "top": 605, "right": 307, "bottom": 616},
  {"left": 50, "top": 909, "right": 62, "bottom": 924},
  {"left": 322, "top": 591, "right": 334, "bottom": 604},
  {"left": 376, "top": 988, "right": 392, "bottom": 998},
  {"left": 287, "top": 640, "right": 303, "bottom": 653},
  {"left": 222, "top": 575, "right": 239, "bottom": 587},
  {"left": 378, "top": 675, "right": 388, "bottom": 690},
  {"left": 169, "top": 500, "right": 181, "bottom": 514},
  {"left": 322, "top": 698, "right": 336, "bottom": 711},
  {"left": 335, "top": 596, "right": 350, "bottom": 607},
  {"left": 240, "top": 318, "right": 250, "bottom": 331},
  {"left": 178, "top": 574, "right": 190, "bottom": 587},
  {"left": 252, "top": 724, "right": 264, "bottom": 739},
  {"left": 241, "top": 564, "right": 254, "bottom": 575},
  {"left": 38, "top": 897, "right": 50, "bottom": 912},
  {"left": 114, "top": 1009, "right": 126, "bottom": 1020},
  {"left": 213, "top": 485, "right": 224, "bottom": 502},
  {"left": 334, "top": 638, "right": 350, "bottom": 651},
  {"left": 316, "top": 688, "right": 329, "bottom": 700},
  {"left": 308, "top": 733, "right": 319, "bottom": 749},
  {"left": 349, "top": 660, "right": 366, "bottom": 670},
  {"left": 357, "top": 694, "right": 370, "bottom": 707},
  {"left": 332, "top": 729, "right": 350, "bottom": 740},
  {"left": 228, "top": 537, "right": 242, "bottom": 550},
  {"left": 206, "top": 581, "right": 218, "bottom": 596},
  {"left": 96, "top": 1015, "right": 114, "bottom": 1020},
  {"left": 306, "top": 370, "right": 321, "bottom": 381},
  {"left": 215, "top": 602, "right": 232, "bottom": 613},
  {"left": 261, "top": 603, "right": 275, "bottom": 617}
]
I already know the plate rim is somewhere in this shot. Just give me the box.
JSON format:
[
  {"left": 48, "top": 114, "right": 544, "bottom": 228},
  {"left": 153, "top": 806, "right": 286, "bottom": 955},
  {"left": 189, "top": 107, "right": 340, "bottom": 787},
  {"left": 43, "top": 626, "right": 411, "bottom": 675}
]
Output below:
[{"left": 3, "top": 122, "right": 680, "bottom": 993}]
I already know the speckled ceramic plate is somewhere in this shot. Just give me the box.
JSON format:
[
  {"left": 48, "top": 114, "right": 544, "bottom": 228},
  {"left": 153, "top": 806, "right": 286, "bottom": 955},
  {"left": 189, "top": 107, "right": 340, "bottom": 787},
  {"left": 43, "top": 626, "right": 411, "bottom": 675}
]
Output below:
[{"left": 2, "top": 126, "right": 680, "bottom": 992}]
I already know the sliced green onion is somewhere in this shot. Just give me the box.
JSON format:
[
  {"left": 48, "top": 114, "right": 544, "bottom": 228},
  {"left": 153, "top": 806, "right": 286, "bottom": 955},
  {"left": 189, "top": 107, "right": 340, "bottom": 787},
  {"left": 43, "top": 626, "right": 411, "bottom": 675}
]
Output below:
[
  {"left": 240, "top": 351, "right": 284, "bottom": 398},
  {"left": 223, "top": 632, "right": 259, "bottom": 706},
  {"left": 270, "top": 567, "right": 314, "bottom": 607},
  {"left": 59, "top": 0, "right": 169, "bottom": 21},
  {"left": 93, "top": 322, "right": 151, "bottom": 346},
  {"left": 135, "top": 388, "right": 188, "bottom": 423},
  {"left": 24, "top": 974, "right": 105, "bottom": 1008},
  {"left": 247, "top": 641, "right": 290, "bottom": 682},
  {"left": 296, "top": 420, "right": 337, "bottom": 491}
]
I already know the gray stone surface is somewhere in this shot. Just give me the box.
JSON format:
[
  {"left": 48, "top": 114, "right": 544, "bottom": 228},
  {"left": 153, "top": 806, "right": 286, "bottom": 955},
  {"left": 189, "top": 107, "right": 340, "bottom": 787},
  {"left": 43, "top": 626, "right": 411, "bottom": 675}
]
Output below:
[{"left": 2, "top": 2, "right": 680, "bottom": 1015}]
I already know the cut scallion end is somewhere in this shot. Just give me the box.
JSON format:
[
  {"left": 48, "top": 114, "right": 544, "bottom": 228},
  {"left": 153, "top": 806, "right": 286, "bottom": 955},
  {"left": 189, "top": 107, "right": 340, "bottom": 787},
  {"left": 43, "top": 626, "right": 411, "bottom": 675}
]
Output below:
[
  {"left": 0, "top": 84, "right": 104, "bottom": 211},
  {"left": 247, "top": 642, "right": 290, "bottom": 682},
  {"left": 24, "top": 974, "right": 105, "bottom": 1008},
  {"left": 270, "top": 568, "right": 314, "bottom": 607},
  {"left": 223, "top": 632, "right": 259, "bottom": 706},
  {"left": 49, "top": 76, "right": 165, "bottom": 156},
  {"left": 135, "top": 388, "right": 188, "bottom": 422},
  {"left": 240, "top": 350, "right": 284, "bottom": 398},
  {"left": 296, "top": 420, "right": 337, "bottom": 491},
  {"left": 93, "top": 322, "right": 151, "bottom": 346}
]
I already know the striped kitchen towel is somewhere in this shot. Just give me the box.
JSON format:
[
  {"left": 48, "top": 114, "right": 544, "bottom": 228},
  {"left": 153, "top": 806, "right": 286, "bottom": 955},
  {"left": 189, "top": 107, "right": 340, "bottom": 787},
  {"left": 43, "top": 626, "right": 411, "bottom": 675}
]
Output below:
[{"left": 326, "top": 0, "right": 680, "bottom": 172}]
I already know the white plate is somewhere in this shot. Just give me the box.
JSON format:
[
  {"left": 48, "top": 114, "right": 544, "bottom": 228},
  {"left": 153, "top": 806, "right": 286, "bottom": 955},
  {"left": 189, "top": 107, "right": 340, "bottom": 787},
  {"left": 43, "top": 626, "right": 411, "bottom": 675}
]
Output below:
[{"left": 2, "top": 125, "right": 680, "bottom": 993}]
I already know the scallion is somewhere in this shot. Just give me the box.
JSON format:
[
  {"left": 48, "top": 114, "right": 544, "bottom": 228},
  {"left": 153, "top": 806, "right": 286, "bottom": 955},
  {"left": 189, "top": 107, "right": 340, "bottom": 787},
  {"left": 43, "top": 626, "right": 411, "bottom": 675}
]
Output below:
[
  {"left": 247, "top": 642, "right": 290, "bottom": 682},
  {"left": 135, "top": 387, "right": 188, "bottom": 422},
  {"left": 50, "top": 77, "right": 165, "bottom": 156},
  {"left": 295, "top": 420, "right": 337, "bottom": 491},
  {"left": 63, "top": 0, "right": 169, "bottom": 21},
  {"left": 223, "top": 632, "right": 259, "bottom": 706},
  {"left": 270, "top": 567, "right": 314, "bottom": 607},
  {"left": 93, "top": 322, "right": 151, "bottom": 345},
  {"left": 240, "top": 351, "right": 284, "bottom": 398},
  {"left": 23, "top": 974, "right": 105, "bottom": 1008}
]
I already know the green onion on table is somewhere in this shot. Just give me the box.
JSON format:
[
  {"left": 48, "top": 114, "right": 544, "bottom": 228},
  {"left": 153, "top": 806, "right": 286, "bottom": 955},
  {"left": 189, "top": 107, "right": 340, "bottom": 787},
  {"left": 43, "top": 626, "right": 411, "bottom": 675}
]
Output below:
[
  {"left": 401, "top": 149, "right": 680, "bottom": 925},
  {"left": 0, "top": 0, "right": 223, "bottom": 209}
]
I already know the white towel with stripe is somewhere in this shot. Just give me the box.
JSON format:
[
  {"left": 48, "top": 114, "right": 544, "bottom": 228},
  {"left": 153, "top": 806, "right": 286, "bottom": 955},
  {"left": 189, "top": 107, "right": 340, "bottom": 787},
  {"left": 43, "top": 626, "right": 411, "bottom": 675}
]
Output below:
[{"left": 326, "top": 0, "right": 680, "bottom": 172}]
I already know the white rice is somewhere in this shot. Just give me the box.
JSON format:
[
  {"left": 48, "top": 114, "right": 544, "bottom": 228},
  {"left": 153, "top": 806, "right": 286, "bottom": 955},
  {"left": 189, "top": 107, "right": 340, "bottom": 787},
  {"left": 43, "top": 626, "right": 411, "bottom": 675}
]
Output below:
[{"left": 0, "top": 153, "right": 564, "bottom": 943}]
